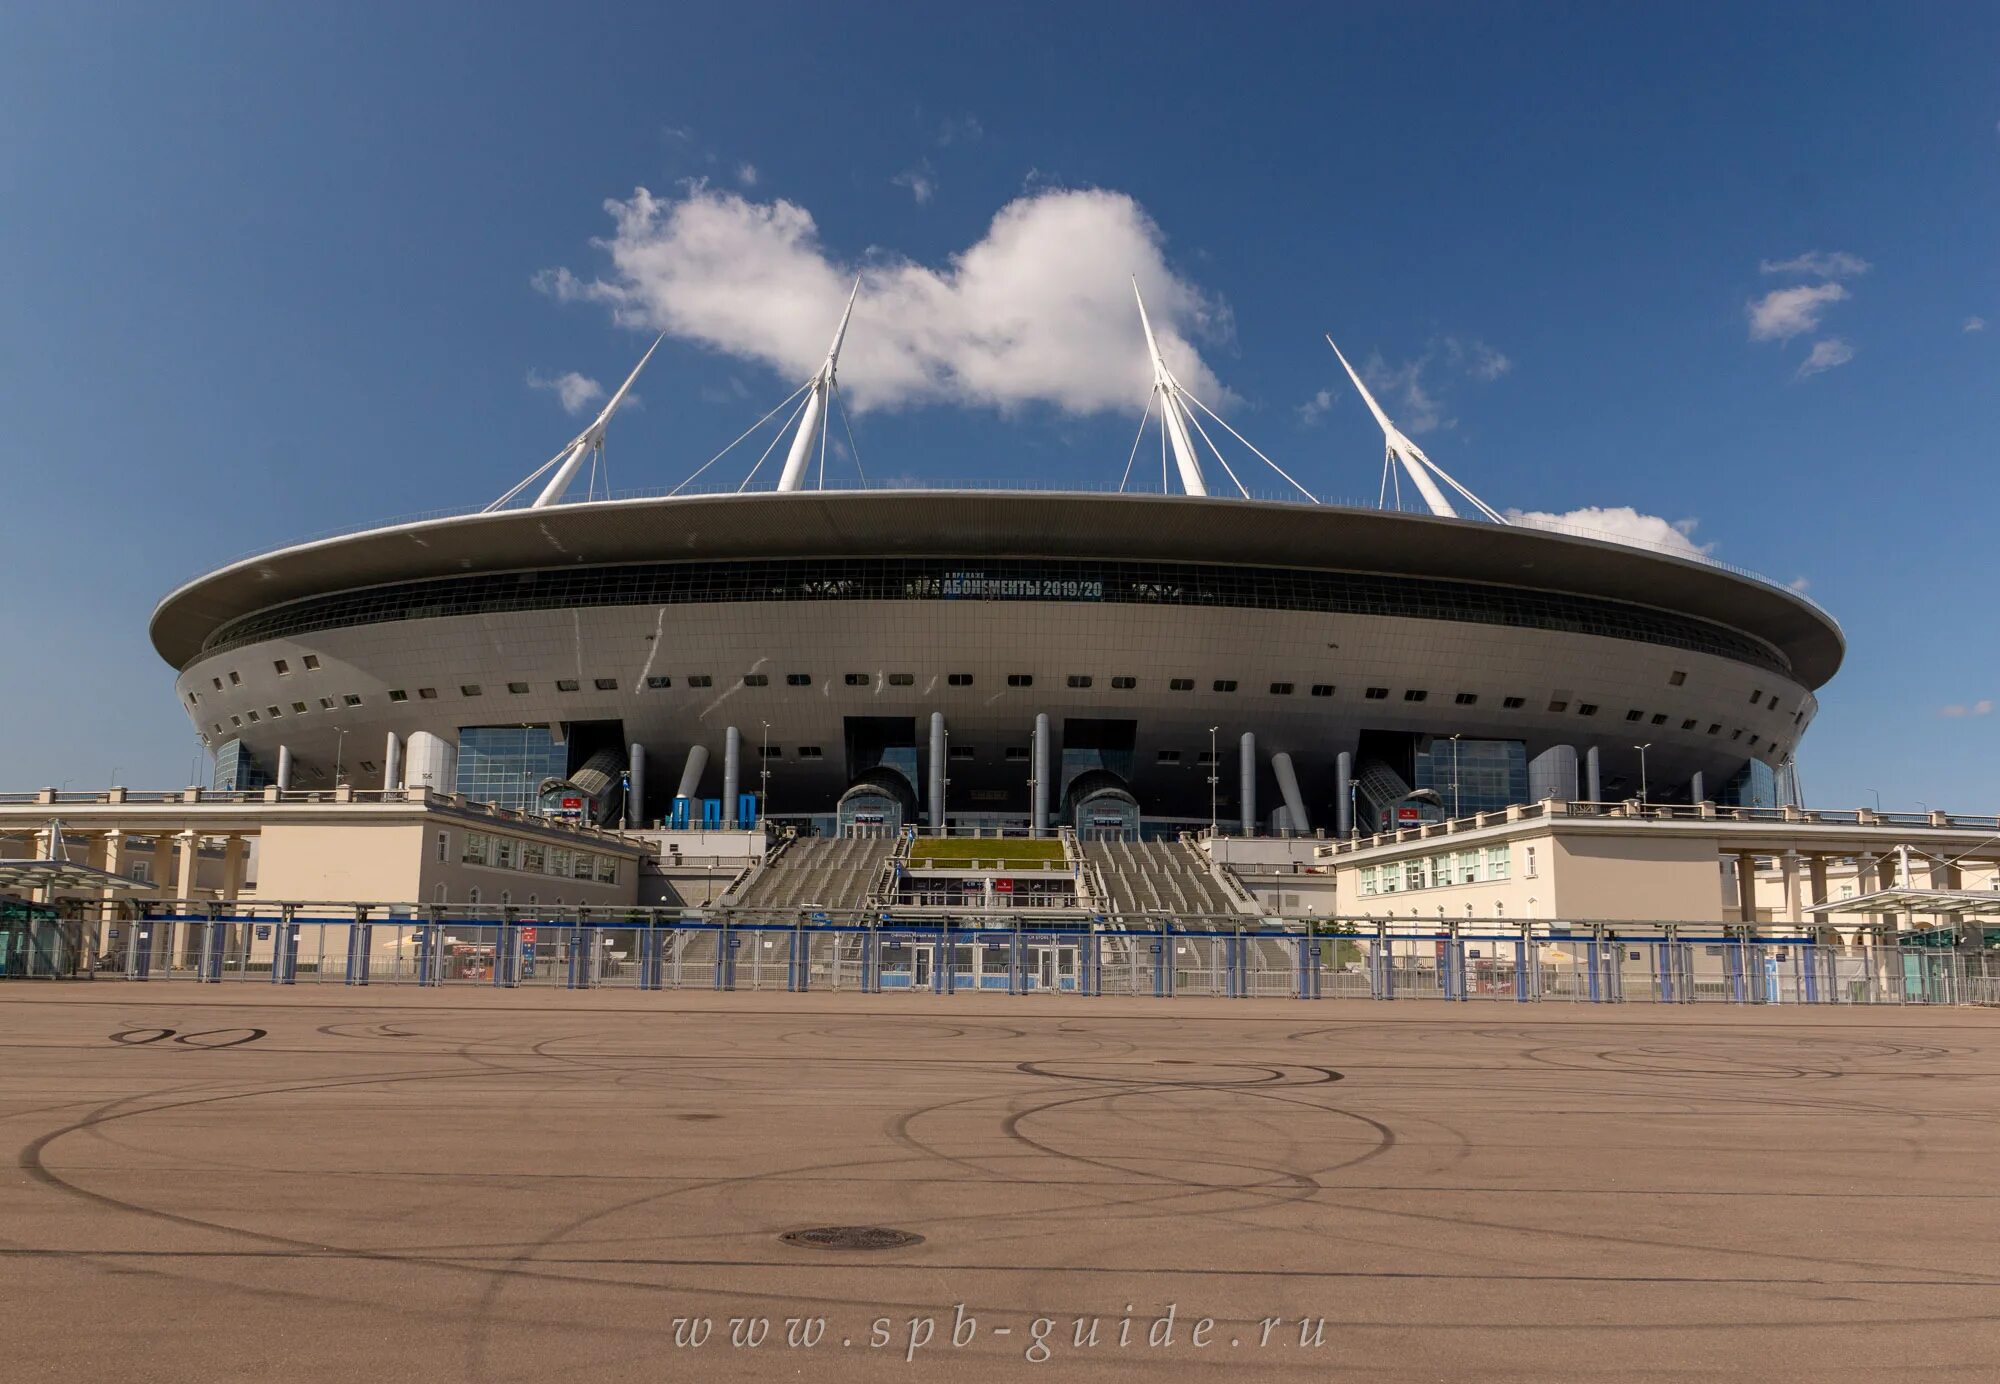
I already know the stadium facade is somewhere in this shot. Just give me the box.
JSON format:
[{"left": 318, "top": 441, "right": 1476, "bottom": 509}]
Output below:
[{"left": 150, "top": 290, "right": 1843, "bottom": 840}]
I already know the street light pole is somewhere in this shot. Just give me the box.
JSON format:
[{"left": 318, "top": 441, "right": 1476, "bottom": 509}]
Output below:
[
  {"left": 1208, "top": 726, "right": 1220, "bottom": 838},
  {"left": 1633, "top": 742, "right": 1651, "bottom": 803},
  {"left": 334, "top": 729, "right": 348, "bottom": 787},
  {"left": 1449, "top": 733, "right": 1462, "bottom": 819}
]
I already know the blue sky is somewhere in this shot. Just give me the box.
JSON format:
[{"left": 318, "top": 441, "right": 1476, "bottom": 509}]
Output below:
[{"left": 2, "top": 2, "right": 1994, "bottom": 808}]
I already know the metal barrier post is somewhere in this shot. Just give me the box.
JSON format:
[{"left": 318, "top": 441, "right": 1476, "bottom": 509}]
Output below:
[
  {"left": 346, "top": 906, "right": 373, "bottom": 985},
  {"left": 1802, "top": 942, "right": 1821, "bottom": 1004},
  {"left": 1297, "top": 935, "right": 1315, "bottom": 1000},
  {"left": 1515, "top": 925, "right": 1532, "bottom": 1002},
  {"left": 937, "top": 922, "right": 952, "bottom": 995},
  {"left": 271, "top": 905, "right": 299, "bottom": 985},
  {"left": 1008, "top": 921, "right": 1023, "bottom": 996},
  {"left": 198, "top": 905, "right": 223, "bottom": 983},
  {"left": 1585, "top": 926, "right": 1603, "bottom": 1003},
  {"left": 1375, "top": 922, "right": 1393, "bottom": 1000},
  {"left": 866, "top": 919, "right": 880, "bottom": 993}
]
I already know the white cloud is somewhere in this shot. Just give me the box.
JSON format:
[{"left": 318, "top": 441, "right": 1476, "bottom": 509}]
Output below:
[
  {"left": 1352, "top": 335, "right": 1510, "bottom": 435},
  {"left": 1787, "top": 575, "right": 1812, "bottom": 592},
  {"left": 1506, "top": 506, "right": 1713, "bottom": 559},
  {"left": 891, "top": 166, "right": 935, "bottom": 205},
  {"left": 1760, "top": 250, "right": 1870, "bottom": 279},
  {"left": 736, "top": 162, "right": 759, "bottom": 187},
  {"left": 538, "top": 183, "right": 1230, "bottom": 414},
  {"left": 1296, "top": 387, "right": 1336, "bottom": 425},
  {"left": 1795, "top": 337, "right": 1855, "bottom": 378},
  {"left": 1966, "top": 316, "right": 1987, "bottom": 333},
  {"left": 1747, "top": 282, "right": 1849, "bottom": 341},
  {"left": 526, "top": 368, "right": 606, "bottom": 416},
  {"left": 932, "top": 114, "right": 983, "bottom": 147},
  {"left": 1940, "top": 700, "right": 1995, "bottom": 718}
]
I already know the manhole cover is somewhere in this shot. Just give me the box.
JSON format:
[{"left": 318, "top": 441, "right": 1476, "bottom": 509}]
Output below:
[{"left": 780, "top": 1226, "right": 924, "bottom": 1251}]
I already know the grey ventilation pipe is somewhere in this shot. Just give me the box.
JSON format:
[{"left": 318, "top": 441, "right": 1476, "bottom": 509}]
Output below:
[{"left": 1272, "top": 752, "right": 1311, "bottom": 835}]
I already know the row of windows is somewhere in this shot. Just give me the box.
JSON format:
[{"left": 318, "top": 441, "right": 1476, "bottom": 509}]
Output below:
[
  {"left": 1357, "top": 846, "right": 1518, "bottom": 896},
  {"left": 195, "top": 556, "right": 1796, "bottom": 678},
  {"left": 454, "top": 829, "right": 620, "bottom": 884}
]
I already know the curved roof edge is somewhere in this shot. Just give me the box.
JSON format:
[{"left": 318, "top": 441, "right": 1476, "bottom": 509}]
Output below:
[{"left": 150, "top": 492, "right": 1845, "bottom": 687}]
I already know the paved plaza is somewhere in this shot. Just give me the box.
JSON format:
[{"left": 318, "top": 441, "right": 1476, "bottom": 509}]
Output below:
[{"left": 4, "top": 985, "right": 1997, "bottom": 1381}]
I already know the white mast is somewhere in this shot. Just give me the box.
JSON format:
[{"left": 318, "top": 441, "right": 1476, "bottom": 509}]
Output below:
[
  {"left": 1326, "top": 335, "right": 1508, "bottom": 524},
  {"left": 528, "top": 334, "right": 664, "bottom": 509},
  {"left": 1133, "top": 280, "right": 1207, "bottom": 497},
  {"left": 776, "top": 278, "right": 860, "bottom": 493}
]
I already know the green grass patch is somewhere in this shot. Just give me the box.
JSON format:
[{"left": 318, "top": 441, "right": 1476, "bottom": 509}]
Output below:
[{"left": 908, "top": 837, "right": 1067, "bottom": 866}]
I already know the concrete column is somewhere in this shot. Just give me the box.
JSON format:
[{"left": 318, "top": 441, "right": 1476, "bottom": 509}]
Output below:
[
  {"left": 1689, "top": 770, "right": 1705, "bottom": 804},
  {"left": 928, "top": 712, "right": 946, "bottom": 828},
  {"left": 405, "top": 731, "right": 457, "bottom": 794},
  {"left": 1930, "top": 855, "right": 1963, "bottom": 890},
  {"left": 1781, "top": 851, "right": 1803, "bottom": 924},
  {"left": 1335, "top": 751, "right": 1353, "bottom": 839},
  {"left": 627, "top": 743, "right": 647, "bottom": 828},
  {"left": 1238, "top": 732, "right": 1257, "bottom": 836},
  {"left": 174, "top": 830, "right": 199, "bottom": 903},
  {"left": 1735, "top": 852, "right": 1759, "bottom": 926},
  {"left": 221, "top": 835, "right": 248, "bottom": 902},
  {"left": 679, "top": 742, "right": 711, "bottom": 802},
  {"left": 1032, "top": 713, "right": 1051, "bottom": 837},
  {"left": 721, "top": 728, "right": 740, "bottom": 823},
  {"left": 275, "top": 744, "right": 293, "bottom": 791},
  {"left": 1808, "top": 853, "right": 1830, "bottom": 910},
  {"left": 382, "top": 733, "right": 402, "bottom": 791},
  {"left": 96, "top": 830, "right": 124, "bottom": 955},
  {"left": 1585, "top": 745, "right": 1602, "bottom": 803},
  {"left": 1271, "top": 752, "right": 1310, "bottom": 836}
]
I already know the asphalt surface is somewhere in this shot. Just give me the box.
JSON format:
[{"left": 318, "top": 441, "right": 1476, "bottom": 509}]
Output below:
[{"left": 4, "top": 984, "right": 1997, "bottom": 1382}]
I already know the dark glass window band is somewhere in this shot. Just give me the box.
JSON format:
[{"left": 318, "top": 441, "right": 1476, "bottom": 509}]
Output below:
[{"left": 194, "top": 557, "right": 1792, "bottom": 678}]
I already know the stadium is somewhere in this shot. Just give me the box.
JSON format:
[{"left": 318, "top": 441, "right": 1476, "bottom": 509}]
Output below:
[{"left": 150, "top": 291, "right": 1843, "bottom": 842}]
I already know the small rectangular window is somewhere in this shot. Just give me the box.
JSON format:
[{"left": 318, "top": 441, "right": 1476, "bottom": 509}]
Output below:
[
  {"left": 1547, "top": 699, "right": 1569, "bottom": 713},
  {"left": 948, "top": 673, "right": 973, "bottom": 686},
  {"left": 1170, "top": 677, "right": 1194, "bottom": 691},
  {"left": 1157, "top": 749, "right": 1182, "bottom": 763},
  {"left": 291, "top": 701, "right": 308, "bottom": 714},
  {"left": 273, "top": 659, "right": 290, "bottom": 675},
  {"left": 319, "top": 697, "right": 335, "bottom": 710},
  {"left": 887, "top": 672, "right": 913, "bottom": 686},
  {"left": 1404, "top": 689, "right": 1427, "bottom": 702},
  {"left": 212, "top": 677, "right": 223, "bottom": 690},
  {"left": 228, "top": 670, "right": 242, "bottom": 685},
  {"left": 1731, "top": 729, "right": 1743, "bottom": 741},
  {"left": 389, "top": 689, "right": 408, "bottom": 702},
  {"left": 1625, "top": 709, "right": 1644, "bottom": 721},
  {"left": 844, "top": 673, "right": 869, "bottom": 686},
  {"left": 302, "top": 655, "right": 320, "bottom": 670},
  {"left": 797, "top": 745, "right": 823, "bottom": 759},
  {"left": 1197, "top": 751, "right": 1218, "bottom": 766},
  {"left": 645, "top": 676, "right": 671, "bottom": 689},
  {"left": 461, "top": 684, "right": 483, "bottom": 697},
  {"left": 1111, "top": 676, "right": 1136, "bottom": 689},
  {"left": 1748, "top": 734, "right": 1760, "bottom": 747},
  {"left": 1366, "top": 687, "right": 1389, "bottom": 700},
  {"left": 436, "top": 831, "right": 448, "bottom": 862},
  {"left": 510, "top": 682, "right": 531, "bottom": 694},
  {"left": 1669, "top": 670, "right": 1687, "bottom": 686},
  {"left": 230, "top": 715, "right": 241, "bottom": 727},
  {"left": 245, "top": 710, "right": 258, "bottom": 722},
  {"left": 1651, "top": 713, "right": 1668, "bottom": 725},
  {"left": 1767, "top": 694, "right": 1780, "bottom": 710},
  {"left": 1004, "top": 746, "right": 1029, "bottom": 761},
  {"left": 1213, "top": 679, "right": 1237, "bottom": 692},
  {"left": 1707, "top": 723, "right": 1721, "bottom": 735},
  {"left": 1750, "top": 689, "right": 1763, "bottom": 703},
  {"left": 593, "top": 678, "right": 617, "bottom": 691},
  {"left": 758, "top": 745, "right": 781, "bottom": 758},
  {"left": 949, "top": 745, "right": 975, "bottom": 761},
  {"left": 1311, "top": 684, "right": 1334, "bottom": 697},
  {"left": 786, "top": 673, "right": 812, "bottom": 686},
  {"left": 265, "top": 705, "right": 280, "bottom": 718},
  {"left": 1067, "top": 675, "right": 1093, "bottom": 688},
  {"left": 1682, "top": 718, "right": 1699, "bottom": 730},
  {"left": 418, "top": 687, "right": 438, "bottom": 700},
  {"left": 1269, "top": 682, "right": 1294, "bottom": 695},
  {"left": 1503, "top": 696, "right": 1525, "bottom": 708},
  {"left": 359, "top": 760, "right": 376, "bottom": 774},
  {"left": 1578, "top": 703, "right": 1597, "bottom": 716},
  {"left": 187, "top": 691, "right": 199, "bottom": 705},
  {"left": 687, "top": 675, "right": 713, "bottom": 688},
  {"left": 556, "top": 679, "right": 580, "bottom": 692},
  {"left": 213, "top": 722, "right": 223, "bottom": 733},
  {"left": 343, "top": 694, "right": 363, "bottom": 707},
  {"left": 1008, "top": 673, "right": 1034, "bottom": 687},
  {"left": 1454, "top": 692, "right": 1477, "bottom": 705}
]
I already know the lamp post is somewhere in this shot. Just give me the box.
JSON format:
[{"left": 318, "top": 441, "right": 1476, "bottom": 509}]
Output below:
[
  {"left": 1207, "top": 726, "right": 1220, "bottom": 838},
  {"left": 334, "top": 728, "right": 348, "bottom": 787},
  {"left": 1633, "top": 743, "right": 1651, "bottom": 803},
  {"left": 1449, "top": 733, "right": 1462, "bottom": 819}
]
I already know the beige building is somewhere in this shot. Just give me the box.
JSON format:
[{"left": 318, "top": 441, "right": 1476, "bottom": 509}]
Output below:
[{"left": 1313, "top": 799, "right": 2000, "bottom": 932}]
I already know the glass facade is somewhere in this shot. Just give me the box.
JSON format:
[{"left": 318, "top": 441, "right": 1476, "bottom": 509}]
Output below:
[
  {"left": 455, "top": 725, "right": 568, "bottom": 812},
  {"left": 1412, "top": 738, "right": 1529, "bottom": 816},
  {"left": 198, "top": 555, "right": 1793, "bottom": 677},
  {"left": 211, "top": 738, "right": 270, "bottom": 792},
  {"left": 1723, "top": 758, "right": 1780, "bottom": 808}
]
